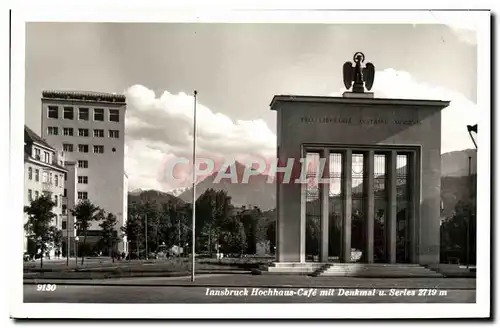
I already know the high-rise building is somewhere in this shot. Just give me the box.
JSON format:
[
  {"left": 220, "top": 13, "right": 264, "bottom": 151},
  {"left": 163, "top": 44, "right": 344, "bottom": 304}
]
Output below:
[
  {"left": 24, "top": 125, "right": 67, "bottom": 257},
  {"left": 40, "top": 90, "right": 128, "bottom": 252}
]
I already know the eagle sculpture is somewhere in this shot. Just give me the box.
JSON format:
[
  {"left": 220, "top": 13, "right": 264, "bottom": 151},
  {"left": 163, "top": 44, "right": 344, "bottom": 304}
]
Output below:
[{"left": 343, "top": 52, "right": 375, "bottom": 93}]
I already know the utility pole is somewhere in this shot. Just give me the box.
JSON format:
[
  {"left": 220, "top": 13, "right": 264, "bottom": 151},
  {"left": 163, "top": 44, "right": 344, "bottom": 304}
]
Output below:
[
  {"left": 145, "top": 213, "right": 148, "bottom": 260},
  {"left": 191, "top": 90, "right": 198, "bottom": 282},
  {"left": 66, "top": 216, "right": 70, "bottom": 266},
  {"left": 466, "top": 155, "right": 471, "bottom": 269},
  {"left": 178, "top": 215, "right": 181, "bottom": 258}
]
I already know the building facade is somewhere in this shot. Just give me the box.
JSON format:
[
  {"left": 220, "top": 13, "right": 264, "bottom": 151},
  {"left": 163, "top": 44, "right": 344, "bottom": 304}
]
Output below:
[
  {"left": 40, "top": 90, "right": 128, "bottom": 252},
  {"left": 270, "top": 93, "right": 449, "bottom": 268},
  {"left": 24, "top": 126, "right": 67, "bottom": 257}
]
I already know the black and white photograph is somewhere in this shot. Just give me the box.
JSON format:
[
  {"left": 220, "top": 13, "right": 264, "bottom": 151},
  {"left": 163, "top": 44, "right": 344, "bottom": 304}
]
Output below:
[{"left": 7, "top": 4, "right": 491, "bottom": 320}]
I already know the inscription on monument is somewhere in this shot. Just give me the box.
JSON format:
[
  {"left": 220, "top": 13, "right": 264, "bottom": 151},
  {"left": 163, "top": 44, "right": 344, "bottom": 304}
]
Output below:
[{"left": 300, "top": 116, "right": 422, "bottom": 126}]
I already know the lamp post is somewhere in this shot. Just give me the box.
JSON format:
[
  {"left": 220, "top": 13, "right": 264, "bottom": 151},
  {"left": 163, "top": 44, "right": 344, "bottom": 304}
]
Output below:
[{"left": 466, "top": 124, "right": 477, "bottom": 269}]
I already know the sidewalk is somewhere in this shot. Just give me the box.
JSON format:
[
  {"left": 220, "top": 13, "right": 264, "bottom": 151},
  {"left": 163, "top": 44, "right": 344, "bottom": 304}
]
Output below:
[{"left": 24, "top": 274, "right": 476, "bottom": 290}]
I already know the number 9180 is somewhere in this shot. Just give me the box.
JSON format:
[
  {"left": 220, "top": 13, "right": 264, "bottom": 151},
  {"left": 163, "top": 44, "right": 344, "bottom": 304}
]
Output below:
[{"left": 37, "top": 284, "right": 57, "bottom": 292}]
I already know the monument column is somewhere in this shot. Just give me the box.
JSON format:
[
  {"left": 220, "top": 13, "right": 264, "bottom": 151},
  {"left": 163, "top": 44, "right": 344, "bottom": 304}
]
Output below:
[
  {"left": 387, "top": 150, "right": 398, "bottom": 264},
  {"left": 365, "top": 150, "right": 375, "bottom": 263},
  {"left": 342, "top": 149, "right": 352, "bottom": 262},
  {"left": 320, "top": 148, "right": 330, "bottom": 263}
]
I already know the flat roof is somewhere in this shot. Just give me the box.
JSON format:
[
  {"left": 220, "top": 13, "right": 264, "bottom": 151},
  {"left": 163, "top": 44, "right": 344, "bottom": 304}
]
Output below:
[
  {"left": 270, "top": 95, "right": 450, "bottom": 110},
  {"left": 42, "top": 90, "right": 126, "bottom": 104}
]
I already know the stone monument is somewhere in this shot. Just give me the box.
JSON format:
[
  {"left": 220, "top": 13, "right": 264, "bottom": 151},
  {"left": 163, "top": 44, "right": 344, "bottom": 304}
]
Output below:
[{"left": 263, "top": 52, "right": 450, "bottom": 276}]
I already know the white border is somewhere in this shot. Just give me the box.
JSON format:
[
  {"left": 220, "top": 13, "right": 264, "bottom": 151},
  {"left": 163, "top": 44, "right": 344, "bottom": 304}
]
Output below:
[{"left": 8, "top": 4, "right": 491, "bottom": 320}]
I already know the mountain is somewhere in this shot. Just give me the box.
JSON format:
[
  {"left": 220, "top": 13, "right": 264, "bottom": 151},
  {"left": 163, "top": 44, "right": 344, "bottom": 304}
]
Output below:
[
  {"left": 167, "top": 187, "right": 189, "bottom": 197},
  {"left": 128, "top": 189, "right": 184, "bottom": 206},
  {"left": 177, "top": 161, "right": 276, "bottom": 211},
  {"left": 129, "top": 188, "right": 144, "bottom": 195}
]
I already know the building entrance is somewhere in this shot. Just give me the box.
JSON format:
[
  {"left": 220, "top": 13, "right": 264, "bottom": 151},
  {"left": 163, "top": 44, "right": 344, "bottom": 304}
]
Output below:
[{"left": 304, "top": 146, "right": 418, "bottom": 264}]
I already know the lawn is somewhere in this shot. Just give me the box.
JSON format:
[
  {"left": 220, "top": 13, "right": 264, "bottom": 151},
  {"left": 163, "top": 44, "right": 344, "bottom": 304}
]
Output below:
[{"left": 23, "top": 256, "right": 274, "bottom": 279}]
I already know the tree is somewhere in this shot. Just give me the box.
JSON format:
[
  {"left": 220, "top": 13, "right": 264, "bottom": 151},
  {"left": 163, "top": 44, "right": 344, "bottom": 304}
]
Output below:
[
  {"left": 49, "top": 226, "right": 63, "bottom": 258},
  {"left": 99, "top": 213, "right": 120, "bottom": 262},
  {"left": 122, "top": 204, "right": 144, "bottom": 254},
  {"left": 24, "top": 194, "right": 56, "bottom": 268},
  {"left": 440, "top": 200, "right": 476, "bottom": 265},
  {"left": 219, "top": 215, "right": 247, "bottom": 255},
  {"left": 195, "top": 189, "right": 232, "bottom": 255},
  {"left": 71, "top": 200, "right": 104, "bottom": 265}
]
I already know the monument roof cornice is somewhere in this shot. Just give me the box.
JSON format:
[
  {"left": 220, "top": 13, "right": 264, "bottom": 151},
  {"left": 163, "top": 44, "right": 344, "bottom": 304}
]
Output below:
[{"left": 270, "top": 95, "right": 450, "bottom": 110}]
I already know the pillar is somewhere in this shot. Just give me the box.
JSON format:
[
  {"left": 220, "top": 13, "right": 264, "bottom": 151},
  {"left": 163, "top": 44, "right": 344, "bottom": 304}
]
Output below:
[
  {"left": 342, "top": 149, "right": 352, "bottom": 263},
  {"left": 320, "top": 149, "right": 330, "bottom": 263},
  {"left": 408, "top": 151, "right": 418, "bottom": 263},
  {"left": 387, "top": 150, "right": 398, "bottom": 264},
  {"left": 365, "top": 150, "right": 375, "bottom": 263}
]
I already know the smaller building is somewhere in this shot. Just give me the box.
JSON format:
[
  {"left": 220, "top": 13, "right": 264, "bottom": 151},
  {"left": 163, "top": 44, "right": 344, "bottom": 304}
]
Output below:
[{"left": 24, "top": 126, "right": 67, "bottom": 257}]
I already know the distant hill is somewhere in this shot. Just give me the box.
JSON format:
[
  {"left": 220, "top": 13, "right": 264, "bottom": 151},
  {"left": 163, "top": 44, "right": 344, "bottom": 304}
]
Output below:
[{"left": 441, "top": 149, "right": 477, "bottom": 176}]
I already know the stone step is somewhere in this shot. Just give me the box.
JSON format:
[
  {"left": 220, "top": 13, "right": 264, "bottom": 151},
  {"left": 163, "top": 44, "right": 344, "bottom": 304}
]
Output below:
[{"left": 314, "top": 264, "right": 442, "bottom": 277}]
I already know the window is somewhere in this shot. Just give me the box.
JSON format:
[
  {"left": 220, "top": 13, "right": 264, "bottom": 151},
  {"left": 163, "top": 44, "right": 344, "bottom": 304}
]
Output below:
[
  {"left": 34, "top": 191, "right": 39, "bottom": 199},
  {"left": 49, "top": 173, "right": 53, "bottom": 184},
  {"left": 64, "top": 172, "right": 67, "bottom": 181},
  {"left": 48, "top": 106, "right": 58, "bottom": 119},
  {"left": 28, "top": 167, "right": 32, "bottom": 180},
  {"left": 44, "top": 151, "right": 50, "bottom": 164},
  {"left": 35, "top": 169, "right": 39, "bottom": 182},
  {"left": 94, "top": 129, "right": 104, "bottom": 138},
  {"left": 78, "top": 176, "right": 88, "bottom": 184},
  {"left": 109, "top": 109, "right": 120, "bottom": 122},
  {"left": 93, "top": 145, "right": 104, "bottom": 154},
  {"left": 62, "top": 204, "right": 67, "bottom": 215},
  {"left": 63, "top": 127, "right": 74, "bottom": 136},
  {"left": 109, "top": 130, "right": 119, "bottom": 138},
  {"left": 63, "top": 107, "right": 74, "bottom": 120},
  {"left": 94, "top": 108, "right": 104, "bottom": 121},
  {"left": 78, "top": 128, "right": 89, "bottom": 137},
  {"left": 79, "top": 107, "right": 89, "bottom": 120},
  {"left": 63, "top": 188, "right": 67, "bottom": 197},
  {"left": 78, "top": 160, "right": 88, "bottom": 168},
  {"left": 78, "top": 191, "right": 88, "bottom": 200},
  {"left": 55, "top": 174, "right": 59, "bottom": 187},
  {"left": 34, "top": 148, "right": 41, "bottom": 160},
  {"left": 28, "top": 189, "right": 32, "bottom": 202},
  {"left": 78, "top": 144, "right": 89, "bottom": 153},
  {"left": 63, "top": 143, "right": 73, "bottom": 152},
  {"left": 54, "top": 195, "right": 58, "bottom": 206},
  {"left": 62, "top": 221, "right": 67, "bottom": 230},
  {"left": 42, "top": 172, "right": 48, "bottom": 183},
  {"left": 47, "top": 126, "right": 58, "bottom": 135}
]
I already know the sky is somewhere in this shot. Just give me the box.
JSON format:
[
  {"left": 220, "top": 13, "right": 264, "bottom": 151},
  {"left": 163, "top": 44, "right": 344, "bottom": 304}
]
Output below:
[{"left": 24, "top": 22, "right": 478, "bottom": 192}]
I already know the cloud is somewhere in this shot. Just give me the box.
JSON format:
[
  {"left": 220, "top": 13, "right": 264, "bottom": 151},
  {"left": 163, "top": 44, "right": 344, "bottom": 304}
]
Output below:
[
  {"left": 333, "top": 68, "right": 479, "bottom": 153},
  {"left": 124, "top": 85, "right": 276, "bottom": 191},
  {"left": 125, "top": 68, "right": 477, "bottom": 192}
]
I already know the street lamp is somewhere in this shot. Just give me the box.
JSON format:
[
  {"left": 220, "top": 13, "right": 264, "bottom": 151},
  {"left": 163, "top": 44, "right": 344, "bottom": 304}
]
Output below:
[
  {"left": 466, "top": 124, "right": 478, "bottom": 269},
  {"left": 467, "top": 124, "right": 478, "bottom": 150}
]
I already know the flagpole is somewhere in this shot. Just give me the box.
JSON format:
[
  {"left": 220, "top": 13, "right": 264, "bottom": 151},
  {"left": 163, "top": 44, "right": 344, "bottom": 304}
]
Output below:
[{"left": 191, "top": 90, "right": 198, "bottom": 282}]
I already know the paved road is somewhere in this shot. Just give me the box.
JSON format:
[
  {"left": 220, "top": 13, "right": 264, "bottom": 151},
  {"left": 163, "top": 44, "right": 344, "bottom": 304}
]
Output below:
[
  {"left": 24, "top": 275, "right": 476, "bottom": 303},
  {"left": 23, "top": 284, "right": 475, "bottom": 303}
]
